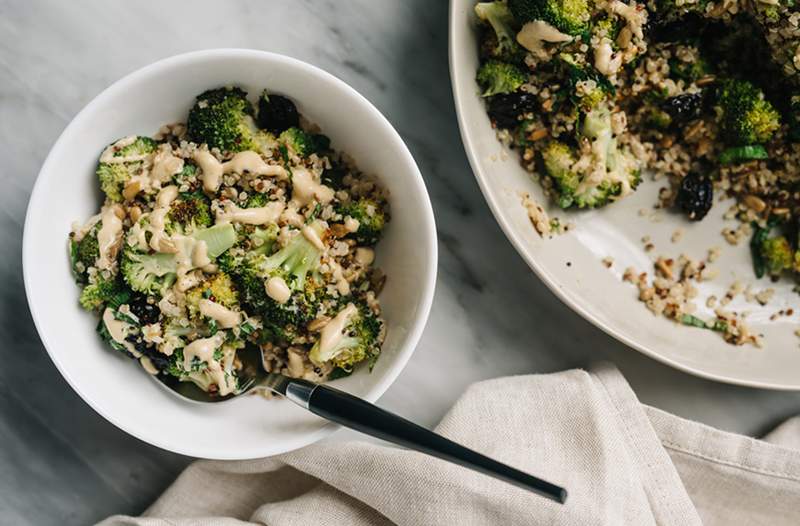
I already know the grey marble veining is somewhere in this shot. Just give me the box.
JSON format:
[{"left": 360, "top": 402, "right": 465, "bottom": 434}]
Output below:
[{"left": 2, "top": 0, "right": 800, "bottom": 524}]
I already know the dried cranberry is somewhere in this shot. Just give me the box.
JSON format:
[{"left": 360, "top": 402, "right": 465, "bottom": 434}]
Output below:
[
  {"left": 661, "top": 92, "right": 705, "bottom": 125},
  {"left": 257, "top": 94, "right": 299, "bottom": 133},
  {"left": 487, "top": 92, "right": 538, "bottom": 129},
  {"left": 676, "top": 173, "right": 713, "bottom": 221},
  {"left": 128, "top": 295, "right": 160, "bottom": 325}
]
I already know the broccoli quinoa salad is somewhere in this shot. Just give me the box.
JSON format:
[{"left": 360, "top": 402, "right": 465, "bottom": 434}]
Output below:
[
  {"left": 68, "top": 86, "right": 389, "bottom": 397},
  {"left": 474, "top": 0, "right": 800, "bottom": 345}
]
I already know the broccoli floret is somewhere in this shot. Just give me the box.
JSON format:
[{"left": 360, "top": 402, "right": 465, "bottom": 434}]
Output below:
[
  {"left": 593, "top": 16, "right": 621, "bottom": 43},
  {"left": 121, "top": 223, "right": 236, "bottom": 296},
  {"left": 96, "top": 136, "right": 158, "bottom": 202},
  {"left": 717, "top": 79, "right": 781, "bottom": 145},
  {"left": 337, "top": 199, "right": 387, "bottom": 245},
  {"left": 163, "top": 335, "right": 241, "bottom": 395},
  {"left": 645, "top": 108, "right": 673, "bottom": 130},
  {"left": 256, "top": 91, "right": 300, "bottom": 134},
  {"left": 475, "top": 1, "right": 525, "bottom": 63},
  {"left": 278, "top": 127, "right": 328, "bottom": 158},
  {"left": 309, "top": 302, "right": 382, "bottom": 371},
  {"left": 186, "top": 87, "right": 257, "bottom": 153},
  {"left": 121, "top": 248, "right": 178, "bottom": 296},
  {"left": 224, "top": 223, "right": 327, "bottom": 338},
  {"left": 557, "top": 53, "right": 614, "bottom": 111},
  {"left": 259, "top": 222, "right": 325, "bottom": 289},
  {"left": 165, "top": 191, "right": 212, "bottom": 235},
  {"left": 245, "top": 192, "right": 270, "bottom": 209},
  {"left": 669, "top": 56, "right": 710, "bottom": 83},
  {"left": 476, "top": 60, "right": 527, "bottom": 97},
  {"left": 541, "top": 106, "right": 640, "bottom": 209},
  {"left": 185, "top": 272, "right": 239, "bottom": 312},
  {"left": 541, "top": 141, "right": 581, "bottom": 209},
  {"left": 70, "top": 224, "right": 100, "bottom": 280},
  {"left": 760, "top": 236, "right": 794, "bottom": 276},
  {"left": 79, "top": 276, "right": 131, "bottom": 312},
  {"left": 509, "top": 0, "right": 590, "bottom": 36}
]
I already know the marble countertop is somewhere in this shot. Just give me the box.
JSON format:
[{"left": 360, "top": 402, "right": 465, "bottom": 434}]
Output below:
[{"left": 2, "top": 1, "right": 800, "bottom": 523}]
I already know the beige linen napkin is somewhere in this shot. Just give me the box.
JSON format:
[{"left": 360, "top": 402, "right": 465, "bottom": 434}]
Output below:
[{"left": 99, "top": 364, "right": 800, "bottom": 525}]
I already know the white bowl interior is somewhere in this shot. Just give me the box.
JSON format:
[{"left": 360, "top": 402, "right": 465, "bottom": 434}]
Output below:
[
  {"left": 24, "top": 50, "right": 436, "bottom": 458},
  {"left": 450, "top": 0, "right": 800, "bottom": 389}
]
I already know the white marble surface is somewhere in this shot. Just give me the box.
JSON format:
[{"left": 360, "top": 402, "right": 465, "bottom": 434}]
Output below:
[{"left": 3, "top": 1, "right": 800, "bottom": 523}]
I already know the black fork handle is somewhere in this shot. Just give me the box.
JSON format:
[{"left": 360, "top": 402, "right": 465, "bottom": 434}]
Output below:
[{"left": 284, "top": 380, "right": 567, "bottom": 503}]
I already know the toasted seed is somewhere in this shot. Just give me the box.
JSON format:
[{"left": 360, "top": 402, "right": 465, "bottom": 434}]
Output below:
[
  {"left": 743, "top": 195, "right": 766, "bottom": 212},
  {"left": 529, "top": 128, "right": 549, "bottom": 141}
]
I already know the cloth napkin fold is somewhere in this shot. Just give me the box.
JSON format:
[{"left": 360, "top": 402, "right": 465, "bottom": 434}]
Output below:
[{"left": 99, "top": 364, "right": 800, "bottom": 525}]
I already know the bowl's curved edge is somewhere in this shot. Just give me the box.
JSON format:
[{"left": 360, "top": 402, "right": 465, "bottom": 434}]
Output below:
[
  {"left": 22, "top": 48, "right": 439, "bottom": 459},
  {"left": 447, "top": 0, "right": 798, "bottom": 391}
]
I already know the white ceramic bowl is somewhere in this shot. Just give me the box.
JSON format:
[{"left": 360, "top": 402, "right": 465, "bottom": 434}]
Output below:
[
  {"left": 23, "top": 49, "right": 437, "bottom": 458},
  {"left": 450, "top": 0, "right": 800, "bottom": 389}
]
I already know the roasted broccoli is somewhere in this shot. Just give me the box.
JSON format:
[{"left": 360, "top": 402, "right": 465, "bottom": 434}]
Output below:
[
  {"left": 96, "top": 136, "right": 158, "bottom": 202},
  {"left": 121, "top": 223, "right": 236, "bottom": 296},
  {"left": 163, "top": 334, "right": 241, "bottom": 395},
  {"left": 557, "top": 53, "right": 614, "bottom": 111},
  {"left": 337, "top": 198, "right": 387, "bottom": 245},
  {"left": 245, "top": 192, "right": 270, "bottom": 209},
  {"left": 541, "top": 106, "right": 640, "bottom": 208},
  {"left": 278, "top": 127, "right": 328, "bottom": 158},
  {"left": 79, "top": 276, "right": 131, "bottom": 312},
  {"left": 185, "top": 272, "right": 239, "bottom": 318},
  {"left": 186, "top": 87, "right": 257, "bottom": 153},
  {"left": 308, "top": 302, "right": 382, "bottom": 371},
  {"left": 257, "top": 91, "right": 300, "bottom": 134},
  {"left": 70, "top": 225, "right": 100, "bottom": 280},
  {"left": 508, "top": 0, "right": 590, "bottom": 36},
  {"left": 717, "top": 79, "right": 781, "bottom": 145},
  {"left": 121, "top": 249, "right": 178, "bottom": 296},
  {"left": 759, "top": 235, "right": 795, "bottom": 276},
  {"left": 165, "top": 191, "right": 213, "bottom": 235},
  {"left": 476, "top": 60, "right": 527, "bottom": 97},
  {"left": 475, "top": 1, "right": 525, "bottom": 63},
  {"left": 224, "top": 223, "right": 327, "bottom": 338}
]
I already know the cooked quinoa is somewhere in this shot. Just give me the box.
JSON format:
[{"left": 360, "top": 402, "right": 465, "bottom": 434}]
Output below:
[{"left": 69, "top": 87, "right": 389, "bottom": 396}]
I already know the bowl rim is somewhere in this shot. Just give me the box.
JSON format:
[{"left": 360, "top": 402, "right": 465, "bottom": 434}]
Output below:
[
  {"left": 23, "top": 48, "right": 439, "bottom": 457},
  {"left": 447, "top": 0, "right": 796, "bottom": 391}
]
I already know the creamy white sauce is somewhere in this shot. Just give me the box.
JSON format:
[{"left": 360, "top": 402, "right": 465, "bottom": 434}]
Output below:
[
  {"left": 343, "top": 216, "right": 360, "bottom": 233},
  {"left": 290, "top": 167, "right": 334, "bottom": 208},
  {"left": 265, "top": 276, "right": 292, "bottom": 304},
  {"left": 195, "top": 150, "right": 286, "bottom": 194},
  {"left": 594, "top": 39, "right": 622, "bottom": 76},
  {"left": 354, "top": 247, "right": 375, "bottom": 266},
  {"left": 173, "top": 236, "right": 210, "bottom": 292},
  {"left": 609, "top": 1, "right": 647, "bottom": 40},
  {"left": 224, "top": 151, "right": 286, "bottom": 178},
  {"left": 302, "top": 225, "right": 326, "bottom": 251},
  {"left": 102, "top": 307, "right": 139, "bottom": 357},
  {"left": 516, "top": 20, "right": 573, "bottom": 56},
  {"left": 71, "top": 214, "right": 101, "bottom": 242},
  {"left": 96, "top": 204, "right": 124, "bottom": 270},
  {"left": 330, "top": 261, "right": 350, "bottom": 296},
  {"left": 194, "top": 150, "right": 224, "bottom": 193},
  {"left": 280, "top": 205, "right": 305, "bottom": 227},
  {"left": 198, "top": 299, "right": 240, "bottom": 328},
  {"left": 182, "top": 333, "right": 234, "bottom": 395},
  {"left": 316, "top": 303, "right": 358, "bottom": 362},
  {"left": 216, "top": 200, "right": 285, "bottom": 225},
  {"left": 148, "top": 185, "right": 179, "bottom": 253},
  {"left": 139, "top": 356, "right": 159, "bottom": 375},
  {"left": 151, "top": 146, "right": 184, "bottom": 184},
  {"left": 99, "top": 136, "right": 148, "bottom": 164}
]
